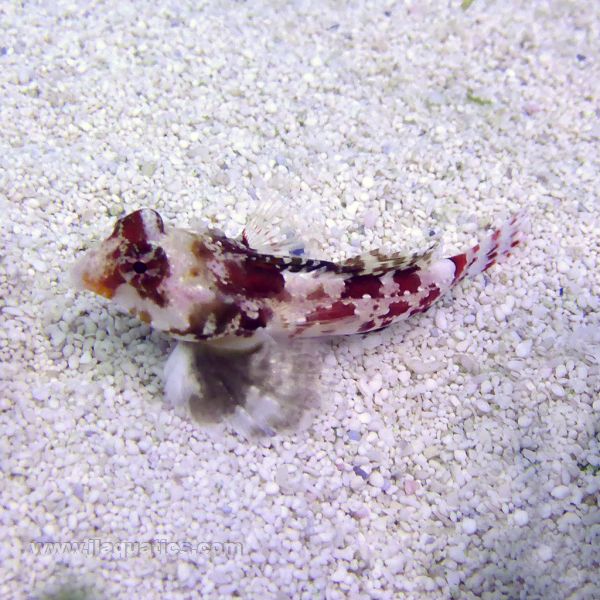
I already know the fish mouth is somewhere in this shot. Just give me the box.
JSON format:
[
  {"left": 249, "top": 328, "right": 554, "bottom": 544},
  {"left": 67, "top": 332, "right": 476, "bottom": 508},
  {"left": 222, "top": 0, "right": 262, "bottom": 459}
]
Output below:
[
  {"left": 81, "top": 273, "right": 115, "bottom": 299},
  {"left": 71, "top": 253, "right": 116, "bottom": 299}
]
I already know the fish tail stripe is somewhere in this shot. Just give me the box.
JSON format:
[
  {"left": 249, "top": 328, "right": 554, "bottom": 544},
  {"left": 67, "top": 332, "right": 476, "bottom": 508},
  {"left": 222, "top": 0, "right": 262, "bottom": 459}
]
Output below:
[{"left": 458, "top": 213, "right": 524, "bottom": 280}]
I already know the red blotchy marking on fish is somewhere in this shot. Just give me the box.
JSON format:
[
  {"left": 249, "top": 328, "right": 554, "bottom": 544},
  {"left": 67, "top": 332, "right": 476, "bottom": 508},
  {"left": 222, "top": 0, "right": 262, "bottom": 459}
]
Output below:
[
  {"left": 88, "top": 267, "right": 125, "bottom": 298},
  {"left": 306, "top": 301, "right": 355, "bottom": 323},
  {"left": 186, "top": 302, "right": 270, "bottom": 338},
  {"left": 386, "top": 300, "right": 410, "bottom": 317},
  {"left": 306, "top": 285, "right": 328, "bottom": 301},
  {"left": 192, "top": 239, "right": 212, "bottom": 259},
  {"left": 492, "top": 229, "right": 501, "bottom": 242},
  {"left": 483, "top": 261, "right": 495, "bottom": 272},
  {"left": 342, "top": 274, "right": 383, "bottom": 299},
  {"left": 239, "top": 307, "right": 272, "bottom": 333},
  {"left": 358, "top": 319, "right": 377, "bottom": 333},
  {"left": 212, "top": 303, "right": 241, "bottom": 336},
  {"left": 419, "top": 286, "right": 441, "bottom": 309},
  {"left": 511, "top": 240, "right": 520, "bottom": 248},
  {"left": 393, "top": 267, "right": 421, "bottom": 295},
  {"left": 219, "top": 259, "right": 285, "bottom": 298},
  {"left": 113, "top": 209, "right": 164, "bottom": 244},
  {"left": 216, "top": 234, "right": 250, "bottom": 256},
  {"left": 450, "top": 253, "right": 468, "bottom": 282}
]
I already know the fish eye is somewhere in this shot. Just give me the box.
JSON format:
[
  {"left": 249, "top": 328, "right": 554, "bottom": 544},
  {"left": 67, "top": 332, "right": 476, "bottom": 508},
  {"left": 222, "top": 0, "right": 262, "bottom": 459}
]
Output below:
[
  {"left": 133, "top": 261, "right": 147, "bottom": 274},
  {"left": 116, "top": 242, "right": 170, "bottom": 307}
]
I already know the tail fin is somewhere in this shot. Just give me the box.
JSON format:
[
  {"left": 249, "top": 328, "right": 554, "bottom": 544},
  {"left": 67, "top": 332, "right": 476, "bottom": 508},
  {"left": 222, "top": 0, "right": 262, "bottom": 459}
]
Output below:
[{"left": 449, "top": 212, "right": 525, "bottom": 284}]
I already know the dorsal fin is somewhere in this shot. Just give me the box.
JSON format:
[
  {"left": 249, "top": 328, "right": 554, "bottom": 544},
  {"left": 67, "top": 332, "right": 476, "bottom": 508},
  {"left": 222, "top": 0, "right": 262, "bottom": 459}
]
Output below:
[
  {"left": 201, "top": 218, "right": 439, "bottom": 280},
  {"left": 242, "top": 198, "right": 306, "bottom": 256},
  {"left": 339, "top": 240, "right": 439, "bottom": 275},
  {"left": 223, "top": 241, "right": 440, "bottom": 277}
]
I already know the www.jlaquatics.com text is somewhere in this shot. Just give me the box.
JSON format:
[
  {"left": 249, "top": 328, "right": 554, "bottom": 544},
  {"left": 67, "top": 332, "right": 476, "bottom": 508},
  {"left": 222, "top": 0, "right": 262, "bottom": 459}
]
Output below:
[{"left": 29, "top": 539, "right": 243, "bottom": 559}]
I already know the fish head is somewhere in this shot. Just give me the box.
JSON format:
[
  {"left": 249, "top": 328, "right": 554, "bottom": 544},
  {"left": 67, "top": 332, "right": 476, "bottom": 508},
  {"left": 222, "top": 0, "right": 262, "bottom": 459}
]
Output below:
[
  {"left": 73, "top": 208, "right": 174, "bottom": 320},
  {"left": 73, "top": 209, "right": 234, "bottom": 339}
]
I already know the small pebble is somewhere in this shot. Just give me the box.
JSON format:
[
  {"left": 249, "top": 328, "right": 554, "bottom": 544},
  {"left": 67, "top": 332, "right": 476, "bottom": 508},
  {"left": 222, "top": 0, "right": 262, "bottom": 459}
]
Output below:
[
  {"left": 476, "top": 399, "right": 491, "bottom": 414},
  {"left": 369, "top": 471, "right": 385, "bottom": 488},
  {"left": 537, "top": 545, "right": 553, "bottom": 562},
  {"left": 434, "top": 310, "right": 447, "bottom": 330},
  {"left": 79, "top": 351, "right": 92, "bottom": 365},
  {"left": 404, "top": 480, "right": 418, "bottom": 495},
  {"left": 363, "top": 210, "right": 378, "bottom": 229},
  {"left": 518, "top": 415, "right": 532, "bottom": 428},
  {"left": 557, "top": 512, "right": 580, "bottom": 531},
  {"left": 31, "top": 386, "right": 50, "bottom": 401},
  {"left": 369, "top": 372, "right": 383, "bottom": 394},
  {"left": 361, "top": 175, "right": 374, "bottom": 189},
  {"left": 480, "top": 380, "right": 493, "bottom": 394},
  {"left": 516, "top": 339, "right": 533, "bottom": 358},
  {"left": 264, "top": 482, "right": 280, "bottom": 495},
  {"left": 551, "top": 485, "right": 570, "bottom": 500},
  {"left": 18, "top": 68, "right": 32, "bottom": 84},
  {"left": 458, "top": 354, "right": 479, "bottom": 374},
  {"left": 357, "top": 412, "right": 371, "bottom": 424},
  {"left": 513, "top": 509, "right": 529, "bottom": 526},
  {"left": 462, "top": 518, "right": 477, "bottom": 535},
  {"left": 353, "top": 466, "right": 369, "bottom": 480},
  {"left": 50, "top": 329, "right": 66, "bottom": 348},
  {"left": 398, "top": 370, "right": 411, "bottom": 384},
  {"left": 447, "top": 545, "right": 466, "bottom": 563},
  {"left": 177, "top": 562, "right": 192, "bottom": 581},
  {"left": 72, "top": 483, "right": 84, "bottom": 501},
  {"left": 554, "top": 364, "right": 567, "bottom": 378}
]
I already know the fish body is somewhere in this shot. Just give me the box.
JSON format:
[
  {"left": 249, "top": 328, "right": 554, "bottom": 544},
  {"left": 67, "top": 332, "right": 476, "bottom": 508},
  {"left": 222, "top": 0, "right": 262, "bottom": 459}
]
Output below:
[{"left": 74, "top": 208, "right": 522, "bottom": 349}]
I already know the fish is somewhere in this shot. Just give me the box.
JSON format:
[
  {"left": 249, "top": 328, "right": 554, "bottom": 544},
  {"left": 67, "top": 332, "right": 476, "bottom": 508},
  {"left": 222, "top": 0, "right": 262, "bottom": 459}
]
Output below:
[{"left": 73, "top": 207, "right": 523, "bottom": 435}]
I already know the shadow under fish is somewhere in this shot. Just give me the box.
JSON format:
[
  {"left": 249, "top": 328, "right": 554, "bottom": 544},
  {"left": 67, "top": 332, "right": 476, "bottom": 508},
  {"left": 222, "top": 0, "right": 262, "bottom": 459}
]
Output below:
[{"left": 163, "top": 337, "right": 325, "bottom": 438}]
